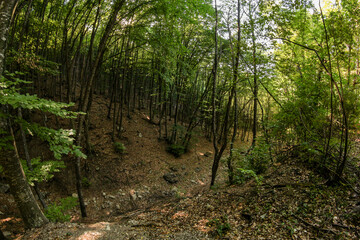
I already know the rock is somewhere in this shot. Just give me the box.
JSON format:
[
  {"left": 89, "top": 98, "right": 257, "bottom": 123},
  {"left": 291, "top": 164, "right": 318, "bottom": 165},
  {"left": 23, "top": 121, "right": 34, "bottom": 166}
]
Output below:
[
  {"left": 116, "top": 204, "right": 121, "bottom": 210},
  {"left": 106, "top": 201, "right": 113, "bottom": 208},
  {"left": 204, "top": 151, "right": 212, "bottom": 157},
  {"left": 128, "top": 220, "right": 139, "bottom": 226},
  {"left": 105, "top": 225, "right": 111, "bottom": 231},
  {"left": 163, "top": 172, "right": 178, "bottom": 184},
  {"left": 108, "top": 195, "right": 116, "bottom": 199},
  {"left": 96, "top": 167, "right": 100, "bottom": 171},
  {"left": 72, "top": 193, "right": 78, "bottom": 198},
  {"left": 0, "top": 183, "right": 10, "bottom": 194},
  {"left": 129, "top": 190, "right": 137, "bottom": 201},
  {"left": 102, "top": 192, "right": 107, "bottom": 197}
]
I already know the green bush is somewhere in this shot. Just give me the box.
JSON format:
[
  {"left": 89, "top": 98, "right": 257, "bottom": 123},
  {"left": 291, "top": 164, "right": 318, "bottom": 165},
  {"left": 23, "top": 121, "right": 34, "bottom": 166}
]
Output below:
[
  {"left": 21, "top": 157, "right": 65, "bottom": 186},
  {"left": 207, "top": 216, "right": 231, "bottom": 237},
  {"left": 81, "top": 177, "right": 91, "bottom": 188},
  {"left": 114, "top": 142, "right": 126, "bottom": 153},
  {"left": 234, "top": 168, "right": 263, "bottom": 185},
  {"left": 166, "top": 144, "right": 186, "bottom": 157},
  {"left": 246, "top": 141, "right": 271, "bottom": 174},
  {"left": 45, "top": 197, "right": 78, "bottom": 223}
]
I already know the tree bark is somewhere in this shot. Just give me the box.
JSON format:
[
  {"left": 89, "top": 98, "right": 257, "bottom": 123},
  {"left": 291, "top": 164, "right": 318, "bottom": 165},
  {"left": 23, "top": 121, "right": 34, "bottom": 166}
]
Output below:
[
  {"left": 0, "top": 0, "right": 49, "bottom": 229},
  {"left": 1, "top": 122, "right": 49, "bottom": 228},
  {"left": 210, "top": 0, "right": 219, "bottom": 187}
]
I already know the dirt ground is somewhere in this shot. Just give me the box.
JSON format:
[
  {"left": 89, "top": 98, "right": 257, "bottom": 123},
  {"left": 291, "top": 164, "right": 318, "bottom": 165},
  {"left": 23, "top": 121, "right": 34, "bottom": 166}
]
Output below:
[{"left": 1, "top": 93, "right": 359, "bottom": 239}]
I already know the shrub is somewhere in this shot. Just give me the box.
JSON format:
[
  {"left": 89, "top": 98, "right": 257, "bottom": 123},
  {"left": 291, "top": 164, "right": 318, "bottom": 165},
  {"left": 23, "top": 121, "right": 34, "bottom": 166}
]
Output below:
[
  {"left": 114, "top": 142, "right": 126, "bottom": 153},
  {"left": 234, "top": 168, "right": 263, "bottom": 185},
  {"left": 21, "top": 157, "right": 65, "bottom": 186},
  {"left": 81, "top": 177, "right": 91, "bottom": 188},
  {"left": 166, "top": 144, "right": 186, "bottom": 157},
  {"left": 45, "top": 197, "right": 78, "bottom": 222},
  {"left": 246, "top": 141, "right": 271, "bottom": 174},
  {"left": 207, "top": 216, "right": 231, "bottom": 237}
]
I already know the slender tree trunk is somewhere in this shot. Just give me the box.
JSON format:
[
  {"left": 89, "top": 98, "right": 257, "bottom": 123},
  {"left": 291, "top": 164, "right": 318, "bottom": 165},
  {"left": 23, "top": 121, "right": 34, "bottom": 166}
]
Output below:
[
  {"left": 2, "top": 121, "right": 49, "bottom": 228},
  {"left": 75, "top": 0, "right": 126, "bottom": 218},
  {"left": 18, "top": 108, "right": 47, "bottom": 209},
  {"left": 0, "top": 229, "right": 7, "bottom": 240},
  {"left": 210, "top": 0, "right": 219, "bottom": 187},
  {"left": 0, "top": 0, "right": 49, "bottom": 229}
]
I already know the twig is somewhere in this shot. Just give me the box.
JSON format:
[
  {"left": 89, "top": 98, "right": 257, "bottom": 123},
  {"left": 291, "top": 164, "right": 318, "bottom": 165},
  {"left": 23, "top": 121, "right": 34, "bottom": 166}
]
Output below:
[
  {"left": 292, "top": 214, "right": 337, "bottom": 235},
  {"left": 332, "top": 223, "right": 360, "bottom": 231}
]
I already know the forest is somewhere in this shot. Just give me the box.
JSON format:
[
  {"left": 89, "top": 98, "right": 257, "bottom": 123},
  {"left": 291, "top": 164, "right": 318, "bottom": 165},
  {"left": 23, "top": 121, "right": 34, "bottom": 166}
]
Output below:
[{"left": 0, "top": 0, "right": 359, "bottom": 239}]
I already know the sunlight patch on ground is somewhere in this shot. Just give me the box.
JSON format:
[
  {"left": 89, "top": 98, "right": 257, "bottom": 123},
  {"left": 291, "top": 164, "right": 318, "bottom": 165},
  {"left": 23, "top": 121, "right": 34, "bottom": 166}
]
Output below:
[
  {"left": 194, "top": 219, "right": 211, "bottom": 233},
  {"left": 76, "top": 231, "right": 103, "bottom": 240},
  {"left": 172, "top": 211, "right": 189, "bottom": 219}
]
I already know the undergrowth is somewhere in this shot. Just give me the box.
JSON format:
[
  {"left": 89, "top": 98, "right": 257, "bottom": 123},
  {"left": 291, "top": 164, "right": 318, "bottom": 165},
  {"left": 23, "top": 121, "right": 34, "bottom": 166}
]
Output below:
[{"left": 45, "top": 197, "right": 78, "bottom": 223}]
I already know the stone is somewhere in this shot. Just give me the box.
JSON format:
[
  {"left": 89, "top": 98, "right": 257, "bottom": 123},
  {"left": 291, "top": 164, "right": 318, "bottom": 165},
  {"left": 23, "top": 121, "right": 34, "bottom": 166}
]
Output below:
[
  {"left": 96, "top": 167, "right": 100, "bottom": 171},
  {"left": 0, "top": 183, "right": 10, "bottom": 194},
  {"left": 128, "top": 220, "right": 139, "bottom": 226},
  {"left": 171, "top": 187, "right": 178, "bottom": 195},
  {"left": 72, "top": 193, "right": 78, "bottom": 198},
  {"left": 116, "top": 204, "right": 121, "bottom": 210},
  {"left": 129, "top": 190, "right": 137, "bottom": 201},
  {"left": 163, "top": 172, "right": 178, "bottom": 184},
  {"left": 102, "top": 192, "right": 107, "bottom": 197},
  {"left": 108, "top": 195, "right": 116, "bottom": 199}
]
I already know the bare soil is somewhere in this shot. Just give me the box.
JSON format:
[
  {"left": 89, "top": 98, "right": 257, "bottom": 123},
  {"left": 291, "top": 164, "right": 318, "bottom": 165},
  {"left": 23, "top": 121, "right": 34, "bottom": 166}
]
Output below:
[{"left": 0, "top": 93, "right": 359, "bottom": 239}]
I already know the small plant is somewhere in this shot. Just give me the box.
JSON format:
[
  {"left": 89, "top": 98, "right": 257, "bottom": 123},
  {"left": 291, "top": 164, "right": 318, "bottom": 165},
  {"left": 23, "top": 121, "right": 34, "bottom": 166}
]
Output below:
[
  {"left": 166, "top": 144, "right": 186, "bottom": 157},
  {"left": 81, "top": 177, "right": 91, "bottom": 188},
  {"left": 114, "top": 142, "right": 126, "bottom": 153},
  {"left": 234, "top": 168, "right": 263, "bottom": 185},
  {"left": 246, "top": 141, "right": 271, "bottom": 174},
  {"left": 207, "top": 216, "right": 231, "bottom": 237},
  {"left": 45, "top": 197, "right": 78, "bottom": 222},
  {"left": 21, "top": 157, "right": 66, "bottom": 186}
]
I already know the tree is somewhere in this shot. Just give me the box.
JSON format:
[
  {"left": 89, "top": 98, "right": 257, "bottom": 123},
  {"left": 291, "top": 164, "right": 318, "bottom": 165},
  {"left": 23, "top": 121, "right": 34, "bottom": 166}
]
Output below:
[
  {"left": 1, "top": 0, "right": 86, "bottom": 228},
  {"left": 0, "top": 0, "right": 49, "bottom": 229}
]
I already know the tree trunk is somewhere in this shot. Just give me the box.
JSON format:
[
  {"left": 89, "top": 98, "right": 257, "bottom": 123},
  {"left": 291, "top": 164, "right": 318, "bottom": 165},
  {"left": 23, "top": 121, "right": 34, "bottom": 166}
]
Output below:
[
  {"left": 210, "top": 0, "right": 219, "bottom": 187},
  {"left": 0, "top": 0, "right": 49, "bottom": 229},
  {"left": 1, "top": 122, "right": 49, "bottom": 229},
  {"left": 0, "top": 229, "right": 7, "bottom": 240}
]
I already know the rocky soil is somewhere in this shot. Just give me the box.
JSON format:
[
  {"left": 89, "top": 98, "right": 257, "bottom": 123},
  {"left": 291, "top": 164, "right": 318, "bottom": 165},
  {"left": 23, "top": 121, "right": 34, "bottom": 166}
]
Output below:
[{"left": 1, "top": 93, "right": 359, "bottom": 239}]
